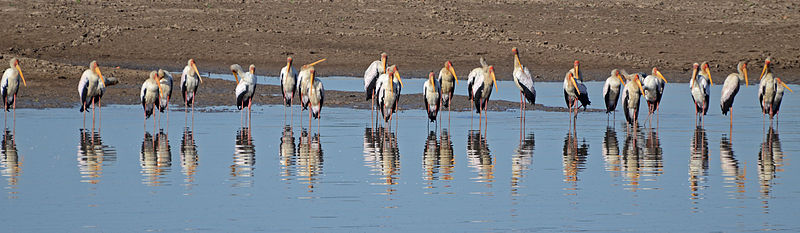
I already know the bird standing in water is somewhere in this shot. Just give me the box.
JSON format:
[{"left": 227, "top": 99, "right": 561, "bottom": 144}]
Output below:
[
  {"left": 78, "top": 60, "right": 105, "bottom": 128},
  {"left": 720, "top": 61, "right": 748, "bottom": 128},
  {"left": 424, "top": 71, "right": 441, "bottom": 128},
  {"left": 438, "top": 60, "right": 458, "bottom": 122},
  {"left": 602, "top": 69, "right": 625, "bottom": 120},
  {"left": 280, "top": 56, "right": 298, "bottom": 120},
  {"left": 1, "top": 58, "right": 26, "bottom": 125},
  {"left": 689, "top": 62, "right": 712, "bottom": 124},
  {"left": 141, "top": 71, "right": 163, "bottom": 130},
  {"left": 232, "top": 64, "right": 257, "bottom": 125},
  {"left": 512, "top": 47, "right": 536, "bottom": 123},
  {"left": 563, "top": 60, "right": 590, "bottom": 121},
  {"left": 180, "top": 59, "right": 202, "bottom": 114}
]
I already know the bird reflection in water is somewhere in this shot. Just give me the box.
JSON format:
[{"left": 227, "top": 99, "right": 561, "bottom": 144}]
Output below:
[
  {"left": 511, "top": 132, "right": 534, "bottom": 196},
  {"left": 613, "top": 127, "right": 663, "bottom": 191},
  {"left": 1, "top": 130, "right": 20, "bottom": 198},
  {"left": 602, "top": 126, "right": 621, "bottom": 175},
  {"left": 180, "top": 127, "right": 199, "bottom": 189},
  {"left": 279, "top": 125, "right": 296, "bottom": 179},
  {"left": 77, "top": 129, "right": 117, "bottom": 185},
  {"left": 231, "top": 127, "right": 255, "bottom": 188},
  {"left": 758, "top": 127, "right": 785, "bottom": 213},
  {"left": 689, "top": 126, "right": 709, "bottom": 211},
  {"left": 467, "top": 130, "right": 493, "bottom": 190},
  {"left": 422, "top": 129, "right": 456, "bottom": 194},
  {"left": 140, "top": 130, "right": 172, "bottom": 186},
  {"left": 562, "top": 130, "right": 588, "bottom": 193},
  {"left": 363, "top": 127, "right": 400, "bottom": 195},
  {"left": 719, "top": 134, "right": 745, "bottom": 199},
  {"left": 296, "top": 129, "right": 323, "bottom": 192}
]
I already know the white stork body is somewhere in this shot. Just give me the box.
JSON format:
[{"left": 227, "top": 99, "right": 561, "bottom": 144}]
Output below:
[
  {"left": 512, "top": 48, "right": 536, "bottom": 117},
  {"left": 423, "top": 72, "right": 441, "bottom": 123},
  {"left": 468, "top": 58, "right": 497, "bottom": 130},
  {"left": 141, "top": 71, "right": 162, "bottom": 121},
  {"left": 77, "top": 61, "right": 105, "bottom": 127},
  {"left": 307, "top": 69, "right": 324, "bottom": 122},
  {"left": 720, "top": 62, "right": 748, "bottom": 126},
  {"left": 621, "top": 74, "right": 645, "bottom": 126},
  {"left": 376, "top": 65, "right": 403, "bottom": 125},
  {"left": 157, "top": 69, "right": 173, "bottom": 113},
  {"left": 180, "top": 59, "right": 202, "bottom": 109},
  {"left": 1, "top": 58, "right": 25, "bottom": 113},
  {"left": 563, "top": 61, "right": 590, "bottom": 119},
  {"left": 438, "top": 61, "right": 458, "bottom": 120},
  {"left": 643, "top": 68, "right": 668, "bottom": 123},
  {"left": 364, "top": 53, "right": 388, "bottom": 117},
  {"left": 689, "top": 62, "right": 712, "bottom": 120},
  {"left": 280, "top": 57, "right": 298, "bottom": 107},
  {"left": 602, "top": 69, "right": 624, "bottom": 115},
  {"left": 232, "top": 64, "right": 257, "bottom": 111},
  {"left": 756, "top": 58, "right": 792, "bottom": 121}
]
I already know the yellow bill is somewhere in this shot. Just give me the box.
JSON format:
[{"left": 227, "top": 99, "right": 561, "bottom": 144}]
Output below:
[
  {"left": 743, "top": 65, "right": 748, "bottom": 86},
  {"left": 778, "top": 79, "right": 793, "bottom": 92},
  {"left": 192, "top": 62, "right": 202, "bottom": 83},
  {"left": 656, "top": 70, "right": 668, "bottom": 84},
  {"left": 570, "top": 73, "right": 580, "bottom": 95},
  {"left": 448, "top": 65, "right": 458, "bottom": 84},
  {"left": 393, "top": 70, "right": 403, "bottom": 87},
  {"left": 307, "top": 58, "right": 327, "bottom": 67},
  {"left": 15, "top": 63, "right": 26, "bottom": 87},
  {"left": 95, "top": 66, "right": 105, "bottom": 84}
]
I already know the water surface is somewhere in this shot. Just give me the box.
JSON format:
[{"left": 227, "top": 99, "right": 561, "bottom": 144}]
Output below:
[{"left": 1, "top": 80, "right": 799, "bottom": 232}]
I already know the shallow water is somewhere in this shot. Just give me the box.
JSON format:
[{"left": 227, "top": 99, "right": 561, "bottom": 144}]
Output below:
[{"left": 2, "top": 80, "right": 799, "bottom": 232}]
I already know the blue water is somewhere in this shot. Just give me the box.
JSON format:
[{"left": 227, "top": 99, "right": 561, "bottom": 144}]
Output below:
[{"left": 1, "top": 79, "right": 799, "bottom": 232}]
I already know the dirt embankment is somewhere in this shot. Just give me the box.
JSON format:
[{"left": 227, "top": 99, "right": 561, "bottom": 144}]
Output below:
[{"left": 0, "top": 0, "right": 797, "bottom": 110}]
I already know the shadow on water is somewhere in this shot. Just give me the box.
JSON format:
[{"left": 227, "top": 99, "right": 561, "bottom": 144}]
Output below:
[
  {"left": 363, "top": 127, "right": 400, "bottom": 196},
  {"left": 297, "top": 129, "right": 323, "bottom": 192},
  {"left": 77, "top": 129, "right": 117, "bottom": 185},
  {"left": 511, "top": 132, "right": 534, "bottom": 195},
  {"left": 689, "top": 126, "right": 709, "bottom": 212},
  {"left": 1, "top": 130, "right": 20, "bottom": 198},
  {"left": 719, "top": 134, "right": 745, "bottom": 200},
  {"left": 422, "top": 129, "right": 456, "bottom": 194},
  {"left": 180, "top": 128, "right": 199, "bottom": 190},
  {"left": 140, "top": 130, "right": 172, "bottom": 186},
  {"left": 231, "top": 127, "right": 255, "bottom": 189},
  {"left": 562, "top": 129, "right": 588, "bottom": 194},
  {"left": 758, "top": 127, "right": 785, "bottom": 213},
  {"left": 467, "top": 130, "right": 494, "bottom": 192}
]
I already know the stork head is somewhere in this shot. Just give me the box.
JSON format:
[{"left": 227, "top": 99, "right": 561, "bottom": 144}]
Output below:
[
  {"left": 760, "top": 57, "right": 772, "bottom": 80},
  {"left": 230, "top": 64, "right": 240, "bottom": 83},
  {"left": 653, "top": 67, "right": 668, "bottom": 84},
  {"left": 428, "top": 71, "right": 435, "bottom": 86},
  {"left": 573, "top": 60, "right": 580, "bottom": 80},
  {"left": 737, "top": 61, "right": 748, "bottom": 86},
  {"left": 445, "top": 60, "right": 458, "bottom": 84},
  {"left": 10, "top": 58, "right": 25, "bottom": 86},
  {"left": 90, "top": 60, "right": 104, "bottom": 84},
  {"left": 611, "top": 69, "right": 625, "bottom": 85},
  {"left": 701, "top": 62, "right": 712, "bottom": 85}
]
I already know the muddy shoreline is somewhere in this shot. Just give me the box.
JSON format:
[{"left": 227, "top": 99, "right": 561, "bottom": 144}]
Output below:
[{"left": 1, "top": 1, "right": 797, "bottom": 110}]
